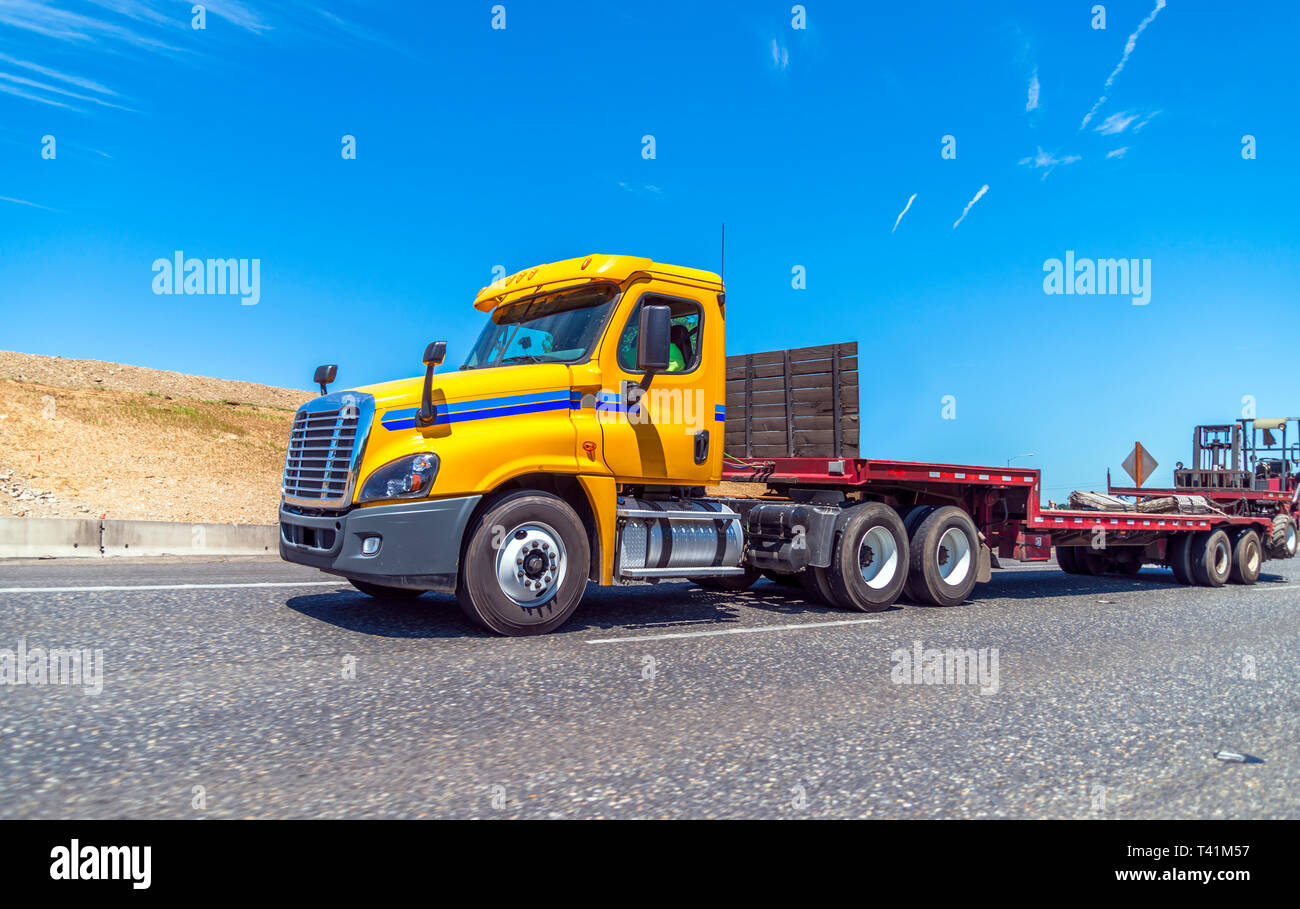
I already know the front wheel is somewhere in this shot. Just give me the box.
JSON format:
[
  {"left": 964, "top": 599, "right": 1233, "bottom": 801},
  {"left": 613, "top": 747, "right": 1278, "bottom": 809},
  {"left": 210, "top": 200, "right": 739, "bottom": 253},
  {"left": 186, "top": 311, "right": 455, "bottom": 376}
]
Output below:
[
  {"left": 1229, "top": 530, "right": 1262, "bottom": 585},
  {"left": 456, "top": 491, "right": 591, "bottom": 635}
]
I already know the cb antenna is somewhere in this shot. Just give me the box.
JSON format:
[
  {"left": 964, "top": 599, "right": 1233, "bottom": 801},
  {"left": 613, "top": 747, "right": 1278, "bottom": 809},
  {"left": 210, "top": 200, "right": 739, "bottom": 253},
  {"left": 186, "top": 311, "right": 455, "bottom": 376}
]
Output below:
[{"left": 720, "top": 222, "right": 725, "bottom": 285}]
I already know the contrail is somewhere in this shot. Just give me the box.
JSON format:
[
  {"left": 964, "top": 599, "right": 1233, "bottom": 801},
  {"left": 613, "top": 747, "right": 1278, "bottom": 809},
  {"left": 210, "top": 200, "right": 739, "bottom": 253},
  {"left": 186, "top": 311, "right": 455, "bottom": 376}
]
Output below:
[
  {"left": 891, "top": 193, "right": 917, "bottom": 233},
  {"left": 952, "top": 185, "right": 988, "bottom": 230},
  {"left": 1081, "top": 0, "right": 1166, "bottom": 129}
]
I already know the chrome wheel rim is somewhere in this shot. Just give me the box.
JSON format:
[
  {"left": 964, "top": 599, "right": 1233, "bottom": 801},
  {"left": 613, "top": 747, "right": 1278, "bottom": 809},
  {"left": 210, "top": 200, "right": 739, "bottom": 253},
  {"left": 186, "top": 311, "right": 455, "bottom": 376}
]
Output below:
[
  {"left": 936, "top": 527, "right": 972, "bottom": 587},
  {"left": 495, "top": 521, "right": 566, "bottom": 608},
  {"left": 857, "top": 526, "right": 900, "bottom": 590}
]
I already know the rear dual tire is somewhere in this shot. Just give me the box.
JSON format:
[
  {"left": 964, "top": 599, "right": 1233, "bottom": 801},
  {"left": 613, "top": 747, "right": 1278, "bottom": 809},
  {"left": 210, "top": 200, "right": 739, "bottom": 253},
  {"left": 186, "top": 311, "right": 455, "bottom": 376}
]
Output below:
[{"left": 904, "top": 506, "right": 980, "bottom": 607}]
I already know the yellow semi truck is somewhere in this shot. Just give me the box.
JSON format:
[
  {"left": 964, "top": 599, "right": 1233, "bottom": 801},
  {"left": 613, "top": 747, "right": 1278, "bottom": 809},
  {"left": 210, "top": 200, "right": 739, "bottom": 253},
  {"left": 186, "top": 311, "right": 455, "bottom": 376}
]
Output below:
[{"left": 278, "top": 254, "right": 1298, "bottom": 635}]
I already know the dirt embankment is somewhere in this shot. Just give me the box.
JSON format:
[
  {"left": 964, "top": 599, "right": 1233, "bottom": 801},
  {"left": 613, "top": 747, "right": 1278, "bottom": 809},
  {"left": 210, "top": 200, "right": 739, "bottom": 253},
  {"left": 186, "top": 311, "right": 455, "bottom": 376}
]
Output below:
[{"left": 0, "top": 350, "right": 311, "bottom": 524}]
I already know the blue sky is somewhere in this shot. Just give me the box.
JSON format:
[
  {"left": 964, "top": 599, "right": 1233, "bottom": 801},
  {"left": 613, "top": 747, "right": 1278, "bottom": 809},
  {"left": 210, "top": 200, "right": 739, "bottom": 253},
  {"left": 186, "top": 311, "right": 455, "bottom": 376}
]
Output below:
[{"left": 2, "top": 0, "right": 1296, "bottom": 498}]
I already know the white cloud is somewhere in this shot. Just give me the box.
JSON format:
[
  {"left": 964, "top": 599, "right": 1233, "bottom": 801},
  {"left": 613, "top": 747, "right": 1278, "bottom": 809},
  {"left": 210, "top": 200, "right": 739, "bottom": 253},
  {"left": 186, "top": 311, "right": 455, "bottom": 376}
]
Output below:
[
  {"left": 1094, "top": 111, "right": 1139, "bottom": 135},
  {"left": 1106, "top": 147, "right": 1129, "bottom": 159},
  {"left": 770, "top": 39, "right": 789, "bottom": 71},
  {"left": 952, "top": 185, "right": 989, "bottom": 230},
  {"left": 1026, "top": 68, "right": 1040, "bottom": 111},
  {"left": 891, "top": 193, "right": 917, "bottom": 233},
  {"left": 1018, "top": 147, "right": 1081, "bottom": 179},
  {"left": 1080, "top": 0, "right": 1167, "bottom": 130},
  {"left": 0, "top": 193, "right": 58, "bottom": 211}
]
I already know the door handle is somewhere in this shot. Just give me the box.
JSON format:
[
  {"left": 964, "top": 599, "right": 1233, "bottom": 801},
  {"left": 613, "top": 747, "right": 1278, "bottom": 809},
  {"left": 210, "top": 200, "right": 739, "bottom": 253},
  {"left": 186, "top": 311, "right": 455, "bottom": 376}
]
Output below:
[{"left": 694, "top": 429, "right": 710, "bottom": 464}]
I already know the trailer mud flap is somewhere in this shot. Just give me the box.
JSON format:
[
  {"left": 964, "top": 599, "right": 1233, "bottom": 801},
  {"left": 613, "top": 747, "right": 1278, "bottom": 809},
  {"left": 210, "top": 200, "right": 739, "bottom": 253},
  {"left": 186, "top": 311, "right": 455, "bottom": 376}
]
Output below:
[{"left": 977, "top": 543, "right": 992, "bottom": 583}]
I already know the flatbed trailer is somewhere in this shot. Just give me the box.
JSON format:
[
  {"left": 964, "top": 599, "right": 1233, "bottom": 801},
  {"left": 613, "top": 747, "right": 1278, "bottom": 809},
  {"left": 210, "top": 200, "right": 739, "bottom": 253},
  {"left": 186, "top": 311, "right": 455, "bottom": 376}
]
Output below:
[{"left": 720, "top": 454, "right": 1295, "bottom": 597}]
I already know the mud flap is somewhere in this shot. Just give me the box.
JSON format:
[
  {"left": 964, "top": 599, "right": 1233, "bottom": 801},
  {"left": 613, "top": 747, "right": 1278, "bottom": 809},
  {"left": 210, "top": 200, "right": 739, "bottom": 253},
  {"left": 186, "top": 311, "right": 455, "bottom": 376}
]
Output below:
[{"left": 977, "top": 542, "right": 993, "bottom": 583}]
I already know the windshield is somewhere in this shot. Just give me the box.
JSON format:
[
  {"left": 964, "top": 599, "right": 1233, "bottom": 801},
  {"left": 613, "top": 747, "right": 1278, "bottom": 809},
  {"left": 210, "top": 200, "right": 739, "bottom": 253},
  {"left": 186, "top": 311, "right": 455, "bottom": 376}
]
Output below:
[{"left": 461, "top": 284, "right": 619, "bottom": 370}]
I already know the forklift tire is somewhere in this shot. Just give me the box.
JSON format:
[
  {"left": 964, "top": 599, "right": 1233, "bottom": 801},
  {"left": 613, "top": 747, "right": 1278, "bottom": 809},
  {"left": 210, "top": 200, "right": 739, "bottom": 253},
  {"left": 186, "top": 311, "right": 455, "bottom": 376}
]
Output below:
[
  {"left": 694, "top": 566, "right": 761, "bottom": 591},
  {"left": 456, "top": 490, "right": 590, "bottom": 636},
  {"left": 1168, "top": 534, "right": 1195, "bottom": 585},
  {"left": 904, "top": 506, "right": 979, "bottom": 607},
  {"left": 1229, "top": 530, "right": 1262, "bottom": 585},
  {"left": 1056, "top": 546, "right": 1080, "bottom": 574},
  {"left": 348, "top": 579, "right": 425, "bottom": 600},
  {"left": 799, "top": 565, "right": 843, "bottom": 608},
  {"left": 1190, "top": 529, "right": 1232, "bottom": 588},
  {"left": 827, "top": 503, "right": 909, "bottom": 612},
  {"left": 1270, "top": 515, "right": 1297, "bottom": 559}
]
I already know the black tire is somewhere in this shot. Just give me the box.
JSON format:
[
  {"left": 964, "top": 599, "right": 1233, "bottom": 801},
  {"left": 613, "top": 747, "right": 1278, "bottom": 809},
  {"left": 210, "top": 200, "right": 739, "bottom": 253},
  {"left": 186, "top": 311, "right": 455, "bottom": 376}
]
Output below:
[
  {"left": 1056, "top": 546, "right": 1081, "bottom": 574},
  {"left": 905, "top": 506, "right": 979, "bottom": 607},
  {"left": 1115, "top": 554, "right": 1143, "bottom": 576},
  {"left": 348, "top": 579, "right": 425, "bottom": 599},
  {"left": 1229, "top": 530, "right": 1262, "bottom": 585},
  {"left": 827, "top": 503, "right": 909, "bottom": 612},
  {"left": 456, "top": 490, "right": 590, "bottom": 636},
  {"left": 799, "top": 565, "right": 842, "bottom": 607},
  {"left": 694, "top": 566, "right": 761, "bottom": 591},
  {"left": 1270, "top": 515, "right": 1297, "bottom": 558},
  {"left": 1190, "top": 529, "right": 1232, "bottom": 587},
  {"left": 1168, "top": 534, "right": 1195, "bottom": 585},
  {"left": 901, "top": 505, "right": 936, "bottom": 538},
  {"left": 1077, "top": 548, "right": 1108, "bottom": 576},
  {"left": 762, "top": 569, "right": 802, "bottom": 588}
]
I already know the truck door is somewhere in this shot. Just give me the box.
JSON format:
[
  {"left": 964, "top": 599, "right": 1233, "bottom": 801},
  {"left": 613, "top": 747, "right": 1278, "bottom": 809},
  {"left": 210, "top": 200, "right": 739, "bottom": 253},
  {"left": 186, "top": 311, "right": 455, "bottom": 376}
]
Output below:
[{"left": 595, "top": 284, "right": 719, "bottom": 486}]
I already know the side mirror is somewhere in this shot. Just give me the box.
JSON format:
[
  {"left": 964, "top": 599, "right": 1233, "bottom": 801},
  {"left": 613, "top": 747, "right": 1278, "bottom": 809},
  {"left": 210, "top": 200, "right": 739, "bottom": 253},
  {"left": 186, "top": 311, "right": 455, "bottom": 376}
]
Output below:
[
  {"left": 423, "top": 341, "right": 447, "bottom": 368},
  {"left": 417, "top": 340, "right": 448, "bottom": 426},
  {"left": 314, "top": 364, "right": 338, "bottom": 395},
  {"left": 636, "top": 304, "right": 672, "bottom": 373}
]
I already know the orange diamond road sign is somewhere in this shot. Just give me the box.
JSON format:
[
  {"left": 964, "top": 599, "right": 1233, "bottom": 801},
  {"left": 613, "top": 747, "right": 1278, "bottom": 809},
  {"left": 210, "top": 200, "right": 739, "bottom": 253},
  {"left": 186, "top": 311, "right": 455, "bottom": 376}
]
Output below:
[{"left": 1122, "top": 442, "right": 1158, "bottom": 487}]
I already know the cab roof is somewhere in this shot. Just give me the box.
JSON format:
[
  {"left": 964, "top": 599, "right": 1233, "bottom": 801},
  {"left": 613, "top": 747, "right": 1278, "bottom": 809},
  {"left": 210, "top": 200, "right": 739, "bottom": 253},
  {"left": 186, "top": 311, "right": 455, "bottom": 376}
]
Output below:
[{"left": 473, "top": 254, "right": 722, "bottom": 311}]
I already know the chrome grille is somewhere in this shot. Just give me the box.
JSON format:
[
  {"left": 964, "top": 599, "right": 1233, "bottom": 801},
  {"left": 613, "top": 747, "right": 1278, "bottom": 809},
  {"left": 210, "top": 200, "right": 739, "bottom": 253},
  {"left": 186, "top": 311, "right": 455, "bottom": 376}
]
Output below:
[{"left": 281, "top": 393, "right": 374, "bottom": 509}]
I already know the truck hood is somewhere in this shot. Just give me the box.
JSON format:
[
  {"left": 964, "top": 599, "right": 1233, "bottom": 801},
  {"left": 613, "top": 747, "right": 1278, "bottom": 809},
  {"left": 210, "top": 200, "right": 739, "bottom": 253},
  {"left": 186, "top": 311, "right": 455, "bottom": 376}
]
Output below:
[{"left": 345, "top": 363, "right": 576, "bottom": 430}]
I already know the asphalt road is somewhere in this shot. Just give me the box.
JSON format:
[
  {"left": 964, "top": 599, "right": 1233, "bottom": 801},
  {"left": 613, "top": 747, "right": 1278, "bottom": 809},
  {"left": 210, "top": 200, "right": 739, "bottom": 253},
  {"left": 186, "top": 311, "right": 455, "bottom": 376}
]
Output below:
[{"left": 0, "top": 554, "right": 1296, "bottom": 818}]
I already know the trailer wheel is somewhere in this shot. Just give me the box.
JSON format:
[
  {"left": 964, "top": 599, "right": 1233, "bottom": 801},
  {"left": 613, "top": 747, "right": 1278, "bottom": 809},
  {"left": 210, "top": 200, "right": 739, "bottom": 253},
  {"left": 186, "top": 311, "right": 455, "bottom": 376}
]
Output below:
[
  {"left": 1270, "top": 515, "right": 1297, "bottom": 559},
  {"left": 1229, "top": 530, "right": 1262, "bottom": 585},
  {"left": 1114, "top": 553, "right": 1143, "bottom": 576},
  {"left": 1077, "top": 549, "right": 1108, "bottom": 576},
  {"left": 694, "top": 566, "right": 761, "bottom": 591},
  {"left": 827, "top": 503, "right": 909, "bottom": 612},
  {"left": 1190, "top": 529, "right": 1232, "bottom": 588},
  {"left": 901, "top": 505, "right": 936, "bottom": 538},
  {"left": 1055, "top": 546, "right": 1081, "bottom": 574},
  {"left": 348, "top": 579, "right": 425, "bottom": 600},
  {"left": 456, "top": 490, "right": 590, "bottom": 636},
  {"left": 1168, "top": 534, "right": 1195, "bottom": 585},
  {"left": 905, "top": 506, "right": 979, "bottom": 607}
]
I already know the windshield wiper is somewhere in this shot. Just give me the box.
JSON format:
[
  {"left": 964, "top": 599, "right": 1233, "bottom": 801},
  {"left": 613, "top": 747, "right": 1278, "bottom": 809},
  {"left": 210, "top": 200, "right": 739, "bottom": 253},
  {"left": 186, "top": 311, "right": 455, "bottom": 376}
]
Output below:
[{"left": 499, "top": 355, "right": 546, "bottom": 364}]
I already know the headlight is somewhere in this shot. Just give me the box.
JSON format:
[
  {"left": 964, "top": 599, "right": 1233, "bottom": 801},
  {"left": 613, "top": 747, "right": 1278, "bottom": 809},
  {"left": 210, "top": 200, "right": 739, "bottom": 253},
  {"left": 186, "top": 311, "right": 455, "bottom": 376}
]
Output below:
[{"left": 359, "top": 453, "right": 439, "bottom": 502}]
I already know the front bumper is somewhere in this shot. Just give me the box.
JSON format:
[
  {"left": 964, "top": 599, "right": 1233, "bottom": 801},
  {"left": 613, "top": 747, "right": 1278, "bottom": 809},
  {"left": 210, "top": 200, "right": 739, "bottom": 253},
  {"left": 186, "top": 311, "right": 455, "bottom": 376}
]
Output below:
[{"left": 279, "top": 496, "right": 482, "bottom": 592}]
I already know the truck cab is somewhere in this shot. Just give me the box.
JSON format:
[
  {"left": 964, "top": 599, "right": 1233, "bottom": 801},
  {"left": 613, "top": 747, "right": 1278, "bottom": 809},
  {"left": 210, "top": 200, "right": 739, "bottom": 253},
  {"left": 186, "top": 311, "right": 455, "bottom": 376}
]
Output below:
[{"left": 279, "top": 254, "right": 735, "bottom": 634}]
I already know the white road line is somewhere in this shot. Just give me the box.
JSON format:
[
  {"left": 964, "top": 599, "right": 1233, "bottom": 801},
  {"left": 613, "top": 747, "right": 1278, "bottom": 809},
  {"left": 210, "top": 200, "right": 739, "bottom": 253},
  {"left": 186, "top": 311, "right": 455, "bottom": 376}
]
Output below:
[
  {"left": 585, "top": 617, "right": 883, "bottom": 644},
  {"left": 0, "top": 581, "right": 342, "bottom": 594}
]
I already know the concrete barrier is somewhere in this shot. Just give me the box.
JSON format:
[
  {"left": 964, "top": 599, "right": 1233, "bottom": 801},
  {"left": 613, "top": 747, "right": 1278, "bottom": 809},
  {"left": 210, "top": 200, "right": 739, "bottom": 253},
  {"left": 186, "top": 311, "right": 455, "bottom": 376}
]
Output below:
[
  {"left": 0, "top": 517, "right": 102, "bottom": 558},
  {"left": 0, "top": 517, "right": 277, "bottom": 559},
  {"left": 101, "top": 520, "right": 278, "bottom": 557}
]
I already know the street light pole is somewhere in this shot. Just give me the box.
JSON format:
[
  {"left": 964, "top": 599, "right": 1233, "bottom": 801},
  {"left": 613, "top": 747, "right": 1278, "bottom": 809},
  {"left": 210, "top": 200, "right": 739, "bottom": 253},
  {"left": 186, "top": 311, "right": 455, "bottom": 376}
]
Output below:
[{"left": 1007, "top": 453, "right": 1036, "bottom": 467}]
